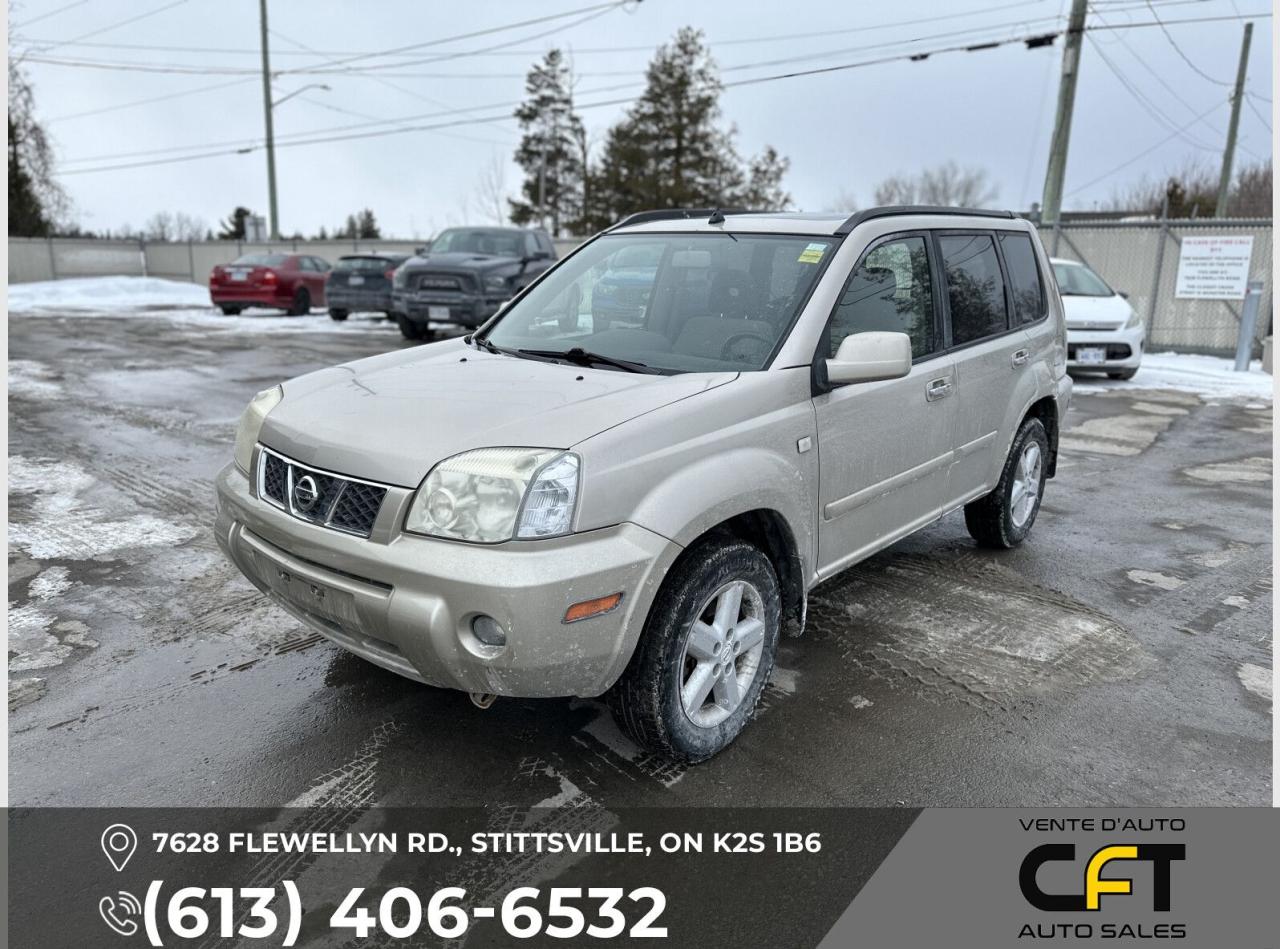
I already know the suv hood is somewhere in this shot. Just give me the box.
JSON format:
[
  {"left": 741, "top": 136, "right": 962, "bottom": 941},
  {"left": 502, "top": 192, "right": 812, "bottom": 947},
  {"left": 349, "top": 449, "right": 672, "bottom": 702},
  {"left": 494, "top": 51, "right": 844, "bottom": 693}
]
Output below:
[
  {"left": 403, "top": 251, "right": 520, "bottom": 274},
  {"left": 261, "top": 338, "right": 734, "bottom": 487}
]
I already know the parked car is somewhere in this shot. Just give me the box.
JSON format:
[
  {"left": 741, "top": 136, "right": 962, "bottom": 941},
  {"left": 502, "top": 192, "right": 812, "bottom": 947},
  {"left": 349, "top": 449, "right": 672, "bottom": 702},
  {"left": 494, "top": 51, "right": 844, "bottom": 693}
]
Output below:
[
  {"left": 325, "top": 253, "right": 410, "bottom": 321},
  {"left": 590, "top": 242, "right": 662, "bottom": 329},
  {"left": 209, "top": 253, "right": 330, "bottom": 316},
  {"left": 217, "top": 206, "right": 1070, "bottom": 762},
  {"left": 391, "top": 227, "right": 556, "bottom": 341},
  {"left": 1051, "top": 257, "right": 1144, "bottom": 380}
]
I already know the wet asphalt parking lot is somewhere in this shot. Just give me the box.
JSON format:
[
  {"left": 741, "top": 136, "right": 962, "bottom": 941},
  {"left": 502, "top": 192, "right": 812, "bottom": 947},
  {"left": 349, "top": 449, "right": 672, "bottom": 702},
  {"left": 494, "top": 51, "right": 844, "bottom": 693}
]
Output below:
[{"left": 8, "top": 306, "right": 1273, "bottom": 808}]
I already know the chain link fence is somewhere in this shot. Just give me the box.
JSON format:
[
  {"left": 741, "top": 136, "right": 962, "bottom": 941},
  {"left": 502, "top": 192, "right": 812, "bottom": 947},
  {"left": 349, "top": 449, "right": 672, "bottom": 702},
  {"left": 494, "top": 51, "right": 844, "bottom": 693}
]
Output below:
[{"left": 1036, "top": 218, "right": 1272, "bottom": 356}]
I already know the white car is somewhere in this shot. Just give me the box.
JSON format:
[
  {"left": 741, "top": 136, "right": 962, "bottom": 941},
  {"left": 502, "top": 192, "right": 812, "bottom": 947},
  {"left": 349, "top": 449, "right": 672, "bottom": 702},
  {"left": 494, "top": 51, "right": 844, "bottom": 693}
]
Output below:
[{"left": 1051, "top": 257, "right": 1144, "bottom": 380}]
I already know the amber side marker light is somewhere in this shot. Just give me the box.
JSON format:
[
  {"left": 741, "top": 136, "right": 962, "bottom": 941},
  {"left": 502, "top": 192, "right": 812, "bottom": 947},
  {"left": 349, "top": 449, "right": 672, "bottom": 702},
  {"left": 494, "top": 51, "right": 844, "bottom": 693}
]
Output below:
[{"left": 563, "top": 592, "right": 624, "bottom": 624}]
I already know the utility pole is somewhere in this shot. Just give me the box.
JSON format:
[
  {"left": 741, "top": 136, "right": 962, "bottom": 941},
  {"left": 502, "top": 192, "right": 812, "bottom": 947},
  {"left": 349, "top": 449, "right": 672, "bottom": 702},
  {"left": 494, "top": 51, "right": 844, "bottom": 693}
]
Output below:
[
  {"left": 258, "top": 0, "right": 280, "bottom": 239},
  {"left": 1040, "top": 0, "right": 1088, "bottom": 226},
  {"left": 1215, "top": 22, "right": 1253, "bottom": 218}
]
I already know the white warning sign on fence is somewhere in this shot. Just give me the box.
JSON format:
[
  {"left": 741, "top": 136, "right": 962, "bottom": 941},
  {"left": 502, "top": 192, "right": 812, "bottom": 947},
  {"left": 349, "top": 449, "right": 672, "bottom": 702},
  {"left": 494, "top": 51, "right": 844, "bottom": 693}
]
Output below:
[{"left": 1174, "top": 235, "right": 1254, "bottom": 299}]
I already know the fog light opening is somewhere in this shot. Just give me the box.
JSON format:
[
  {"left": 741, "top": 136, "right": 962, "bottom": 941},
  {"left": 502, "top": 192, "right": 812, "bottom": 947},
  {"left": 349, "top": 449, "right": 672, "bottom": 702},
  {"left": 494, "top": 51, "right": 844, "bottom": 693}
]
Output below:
[
  {"left": 469, "top": 692, "right": 497, "bottom": 710},
  {"left": 470, "top": 614, "right": 507, "bottom": 647},
  {"left": 563, "top": 592, "right": 624, "bottom": 624}
]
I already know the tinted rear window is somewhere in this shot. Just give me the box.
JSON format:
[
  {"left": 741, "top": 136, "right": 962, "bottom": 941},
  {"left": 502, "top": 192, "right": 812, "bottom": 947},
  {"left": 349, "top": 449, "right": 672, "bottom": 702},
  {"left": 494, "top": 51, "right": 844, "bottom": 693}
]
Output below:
[
  {"left": 233, "top": 253, "right": 287, "bottom": 266},
  {"left": 998, "top": 232, "right": 1045, "bottom": 324},
  {"left": 939, "top": 234, "right": 1008, "bottom": 345},
  {"left": 336, "top": 256, "right": 400, "bottom": 272}
]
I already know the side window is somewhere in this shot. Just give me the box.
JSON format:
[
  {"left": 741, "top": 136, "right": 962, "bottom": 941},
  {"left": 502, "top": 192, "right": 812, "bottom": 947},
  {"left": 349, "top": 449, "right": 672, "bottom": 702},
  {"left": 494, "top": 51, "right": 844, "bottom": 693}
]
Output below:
[
  {"left": 938, "top": 233, "right": 1008, "bottom": 345},
  {"left": 828, "top": 235, "right": 936, "bottom": 360},
  {"left": 298, "top": 257, "right": 316, "bottom": 272},
  {"left": 312, "top": 257, "right": 330, "bottom": 272},
  {"left": 998, "top": 232, "right": 1045, "bottom": 324}
]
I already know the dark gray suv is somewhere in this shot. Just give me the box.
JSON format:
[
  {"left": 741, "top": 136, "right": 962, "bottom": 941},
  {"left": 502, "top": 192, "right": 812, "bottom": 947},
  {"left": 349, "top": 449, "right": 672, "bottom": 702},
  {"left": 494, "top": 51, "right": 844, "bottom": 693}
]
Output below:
[{"left": 391, "top": 227, "right": 557, "bottom": 341}]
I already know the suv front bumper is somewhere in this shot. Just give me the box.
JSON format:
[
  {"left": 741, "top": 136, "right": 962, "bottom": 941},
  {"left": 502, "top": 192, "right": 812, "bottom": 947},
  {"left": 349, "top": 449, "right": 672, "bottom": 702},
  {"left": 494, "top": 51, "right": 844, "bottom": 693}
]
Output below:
[
  {"left": 391, "top": 291, "right": 504, "bottom": 328},
  {"left": 214, "top": 461, "right": 678, "bottom": 698}
]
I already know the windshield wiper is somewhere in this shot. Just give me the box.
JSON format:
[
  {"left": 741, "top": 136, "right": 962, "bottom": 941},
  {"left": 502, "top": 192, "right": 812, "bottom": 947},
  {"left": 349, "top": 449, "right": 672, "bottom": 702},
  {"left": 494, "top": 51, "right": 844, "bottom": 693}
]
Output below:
[
  {"left": 516, "top": 347, "right": 661, "bottom": 374},
  {"left": 467, "top": 334, "right": 502, "bottom": 354}
]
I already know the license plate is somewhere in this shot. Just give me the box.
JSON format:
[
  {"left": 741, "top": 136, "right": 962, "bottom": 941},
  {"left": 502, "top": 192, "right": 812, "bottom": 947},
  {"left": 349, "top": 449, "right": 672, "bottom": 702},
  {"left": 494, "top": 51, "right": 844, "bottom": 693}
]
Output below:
[
  {"left": 230, "top": 270, "right": 248, "bottom": 282},
  {"left": 348, "top": 275, "right": 364, "bottom": 286},
  {"left": 1076, "top": 347, "right": 1106, "bottom": 365},
  {"left": 428, "top": 306, "right": 450, "bottom": 320}
]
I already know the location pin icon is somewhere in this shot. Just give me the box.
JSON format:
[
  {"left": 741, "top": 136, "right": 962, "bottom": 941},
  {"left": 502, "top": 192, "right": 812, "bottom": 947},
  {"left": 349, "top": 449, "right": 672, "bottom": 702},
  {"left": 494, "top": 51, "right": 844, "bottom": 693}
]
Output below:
[{"left": 102, "top": 824, "right": 138, "bottom": 873}]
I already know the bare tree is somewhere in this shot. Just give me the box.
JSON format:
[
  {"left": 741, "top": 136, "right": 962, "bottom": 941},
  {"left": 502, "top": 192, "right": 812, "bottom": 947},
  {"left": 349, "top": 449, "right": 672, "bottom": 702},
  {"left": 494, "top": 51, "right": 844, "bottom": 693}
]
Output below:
[
  {"left": 471, "top": 153, "right": 510, "bottom": 225},
  {"left": 144, "top": 211, "right": 174, "bottom": 241},
  {"left": 874, "top": 162, "right": 998, "bottom": 207},
  {"left": 173, "top": 211, "right": 207, "bottom": 241},
  {"left": 1103, "top": 159, "right": 1270, "bottom": 218}
]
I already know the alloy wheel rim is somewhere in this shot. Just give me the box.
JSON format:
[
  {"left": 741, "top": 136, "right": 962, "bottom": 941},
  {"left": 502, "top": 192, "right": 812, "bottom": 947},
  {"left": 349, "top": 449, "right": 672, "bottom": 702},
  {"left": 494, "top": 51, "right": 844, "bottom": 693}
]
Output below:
[
  {"left": 1010, "top": 441, "right": 1042, "bottom": 527},
  {"left": 678, "top": 580, "right": 767, "bottom": 728}
]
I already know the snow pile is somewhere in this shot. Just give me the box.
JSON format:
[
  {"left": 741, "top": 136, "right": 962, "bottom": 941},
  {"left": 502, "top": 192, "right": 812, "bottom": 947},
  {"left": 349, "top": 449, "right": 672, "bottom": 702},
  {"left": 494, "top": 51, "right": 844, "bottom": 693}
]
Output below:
[
  {"left": 7, "top": 276, "right": 211, "bottom": 312},
  {"left": 1073, "top": 352, "right": 1273, "bottom": 401}
]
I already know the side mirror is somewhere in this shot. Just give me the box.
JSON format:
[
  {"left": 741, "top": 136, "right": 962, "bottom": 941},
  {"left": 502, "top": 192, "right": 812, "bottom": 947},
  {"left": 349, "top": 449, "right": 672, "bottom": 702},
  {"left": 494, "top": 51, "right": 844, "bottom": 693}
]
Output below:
[
  {"left": 1118, "top": 290, "right": 1130, "bottom": 299},
  {"left": 825, "top": 331, "right": 912, "bottom": 385}
]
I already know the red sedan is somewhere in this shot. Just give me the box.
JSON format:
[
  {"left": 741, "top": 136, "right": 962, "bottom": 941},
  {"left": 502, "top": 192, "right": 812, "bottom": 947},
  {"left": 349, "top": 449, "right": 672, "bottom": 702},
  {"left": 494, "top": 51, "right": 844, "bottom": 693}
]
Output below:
[{"left": 209, "top": 253, "right": 330, "bottom": 316}]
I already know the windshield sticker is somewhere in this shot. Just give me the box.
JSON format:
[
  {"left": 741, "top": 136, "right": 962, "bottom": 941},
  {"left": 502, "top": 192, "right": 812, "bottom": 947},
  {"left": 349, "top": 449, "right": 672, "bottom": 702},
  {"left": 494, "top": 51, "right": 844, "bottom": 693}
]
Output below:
[{"left": 797, "top": 243, "right": 827, "bottom": 264}]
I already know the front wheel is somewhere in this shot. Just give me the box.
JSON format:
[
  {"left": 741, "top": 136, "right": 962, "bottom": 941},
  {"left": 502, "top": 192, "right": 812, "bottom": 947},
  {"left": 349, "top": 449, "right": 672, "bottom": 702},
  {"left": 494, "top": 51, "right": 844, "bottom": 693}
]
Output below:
[
  {"left": 328, "top": 308, "right": 349, "bottom": 321},
  {"left": 395, "top": 314, "right": 433, "bottom": 342},
  {"left": 218, "top": 305, "right": 242, "bottom": 316},
  {"left": 964, "top": 417, "right": 1049, "bottom": 549},
  {"left": 608, "top": 540, "right": 780, "bottom": 762}
]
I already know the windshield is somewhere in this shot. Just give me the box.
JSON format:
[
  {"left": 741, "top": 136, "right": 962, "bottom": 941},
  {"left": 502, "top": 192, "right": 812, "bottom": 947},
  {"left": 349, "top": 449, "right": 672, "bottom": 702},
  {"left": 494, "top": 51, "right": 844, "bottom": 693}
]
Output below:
[
  {"left": 233, "top": 253, "right": 287, "bottom": 267},
  {"left": 431, "top": 228, "right": 526, "bottom": 257},
  {"left": 481, "top": 232, "right": 835, "bottom": 373},
  {"left": 336, "top": 256, "right": 405, "bottom": 271},
  {"left": 1053, "top": 262, "right": 1113, "bottom": 297}
]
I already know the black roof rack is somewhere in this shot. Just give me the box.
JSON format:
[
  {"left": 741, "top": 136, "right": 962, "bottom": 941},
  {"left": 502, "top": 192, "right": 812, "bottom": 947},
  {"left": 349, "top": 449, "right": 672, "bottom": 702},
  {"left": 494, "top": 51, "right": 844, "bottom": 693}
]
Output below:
[
  {"left": 834, "top": 205, "right": 1015, "bottom": 235},
  {"left": 609, "top": 207, "right": 750, "bottom": 230}
]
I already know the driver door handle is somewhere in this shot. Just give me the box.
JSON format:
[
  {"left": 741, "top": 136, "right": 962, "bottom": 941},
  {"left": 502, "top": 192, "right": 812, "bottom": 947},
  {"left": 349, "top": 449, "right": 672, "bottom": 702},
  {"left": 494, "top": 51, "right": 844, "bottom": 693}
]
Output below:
[
  {"left": 925, "top": 377, "right": 953, "bottom": 402},
  {"left": 1011, "top": 348, "right": 1030, "bottom": 367}
]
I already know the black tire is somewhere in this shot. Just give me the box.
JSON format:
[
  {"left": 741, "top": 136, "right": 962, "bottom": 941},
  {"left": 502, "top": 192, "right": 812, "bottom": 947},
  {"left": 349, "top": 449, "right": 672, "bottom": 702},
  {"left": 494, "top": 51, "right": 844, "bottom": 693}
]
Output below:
[
  {"left": 964, "top": 417, "right": 1049, "bottom": 549},
  {"left": 328, "top": 308, "right": 349, "bottom": 321},
  {"left": 608, "top": 540, "right": 781, "bottom": 762},
  {"left": 218, "top": 305, "right": 242, "bottom": 316},
  {"left": 1107, "top": 368, "right": 1138, "bottom": 380},
  {"left": 395, "top": 314, "right": 433, "bottom": 341},
  {"left": 288, "top": 288, "right": 310, "bottom": 316}
]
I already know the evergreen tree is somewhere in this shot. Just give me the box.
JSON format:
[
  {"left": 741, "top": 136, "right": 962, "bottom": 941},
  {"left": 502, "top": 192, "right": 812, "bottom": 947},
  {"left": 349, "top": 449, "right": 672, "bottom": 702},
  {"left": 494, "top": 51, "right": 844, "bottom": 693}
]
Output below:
[
  {"left": 356, "top": 208, "right": 381, "bottom": 239},
  {"left": 583, "top": 28, "right": 790, "bottom": 231},
  {"left": 217, "top": 207, "right": 252, "bottom": 239},
  {"left": 509, "top": 49, "right": 585, "bottom": 236}
]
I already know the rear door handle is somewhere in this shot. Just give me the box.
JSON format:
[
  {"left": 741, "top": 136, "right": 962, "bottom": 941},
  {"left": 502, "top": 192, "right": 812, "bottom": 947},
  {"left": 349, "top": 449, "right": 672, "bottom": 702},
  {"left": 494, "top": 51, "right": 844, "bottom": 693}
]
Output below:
[
  {"left": 1011, "top": 349, "right": 1030, "bottom": 367},
  {"left": 925, "top": 377, "right": 953, "bottom": 402}
]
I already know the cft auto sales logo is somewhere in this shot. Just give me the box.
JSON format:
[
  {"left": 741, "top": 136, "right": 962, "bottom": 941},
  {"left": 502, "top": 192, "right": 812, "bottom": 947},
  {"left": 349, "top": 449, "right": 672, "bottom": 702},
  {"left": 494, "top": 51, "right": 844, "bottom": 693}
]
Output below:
[{"left": 1016, "top": 817, "right": 1187, "bottom": 940}]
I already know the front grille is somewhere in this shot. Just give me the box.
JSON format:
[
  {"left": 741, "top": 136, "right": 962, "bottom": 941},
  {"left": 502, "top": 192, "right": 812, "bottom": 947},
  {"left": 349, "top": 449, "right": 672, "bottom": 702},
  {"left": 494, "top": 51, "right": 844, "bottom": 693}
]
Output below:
[
  {"left": 257, "top": 447, "right": 389, "bottom": 538},
  {"left": 414, "top": 272, "right": 475, "bottom": 293}
]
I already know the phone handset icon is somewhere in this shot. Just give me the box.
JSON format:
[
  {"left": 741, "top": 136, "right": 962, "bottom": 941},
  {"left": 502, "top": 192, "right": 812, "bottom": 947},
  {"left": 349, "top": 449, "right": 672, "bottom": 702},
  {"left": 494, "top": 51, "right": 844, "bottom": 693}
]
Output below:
[{"left": 100, "top": 891, "right": 141, "bottom": 937}]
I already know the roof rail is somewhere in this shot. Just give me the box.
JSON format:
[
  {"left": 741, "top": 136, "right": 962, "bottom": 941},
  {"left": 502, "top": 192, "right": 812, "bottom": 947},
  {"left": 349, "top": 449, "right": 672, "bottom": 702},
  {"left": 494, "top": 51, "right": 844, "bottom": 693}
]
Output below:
[
  {"left": 834, "top": 205, "right": 1015, "bottom": 235},
  {"left": 609, "top": 207, "right": 750, "bottom": 230}
]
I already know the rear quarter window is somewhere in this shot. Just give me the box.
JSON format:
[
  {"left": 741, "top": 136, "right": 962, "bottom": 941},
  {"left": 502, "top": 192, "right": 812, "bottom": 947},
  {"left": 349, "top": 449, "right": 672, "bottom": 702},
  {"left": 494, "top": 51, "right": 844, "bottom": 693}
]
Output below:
[{"left": 998, "top": 232, "right": 1046, "bottom": 323}]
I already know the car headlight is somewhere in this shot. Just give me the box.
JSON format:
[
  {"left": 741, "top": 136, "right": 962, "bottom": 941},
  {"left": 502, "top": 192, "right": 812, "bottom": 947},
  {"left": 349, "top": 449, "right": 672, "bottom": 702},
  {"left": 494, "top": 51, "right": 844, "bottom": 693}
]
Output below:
[
  {"left": 233, "top": 385, "right": 283, "bottom": 474},
  {"left": 393, "top": 267, "right": 409, "bottom": 289},
  {"left": 484, "top": 274, "right": 510, "bottom": 294},
  {"left": 405, "top": 448, "right": 580, "bottom": 543},
  {"left": 1124, "top": 307, "right": 1143, "bottom": 330}
]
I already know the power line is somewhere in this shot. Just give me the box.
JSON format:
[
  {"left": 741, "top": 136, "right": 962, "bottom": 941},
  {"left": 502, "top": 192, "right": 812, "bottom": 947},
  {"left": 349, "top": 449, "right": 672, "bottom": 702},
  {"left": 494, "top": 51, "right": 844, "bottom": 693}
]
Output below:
[
  {"left": 1244, "top": 91, "right": 1271, "bottom": 132},
  {"left": 56, "top": 11, "right": 1273, "bottom": 175},
  {"left": 33, "top": 0, "right": 191, "bottom": 53},
  {"left": 1066, "top": 100, "right": 1225, "bottom": 195},
  {"left": 1144, "top": 0, "right": 1234, "bottom": 85},
  {"left": 47, "top": 76, "right": 257, "bottom": 123},
  {"left": 12, "top": 0, "right": 92, "bottom": 30}
]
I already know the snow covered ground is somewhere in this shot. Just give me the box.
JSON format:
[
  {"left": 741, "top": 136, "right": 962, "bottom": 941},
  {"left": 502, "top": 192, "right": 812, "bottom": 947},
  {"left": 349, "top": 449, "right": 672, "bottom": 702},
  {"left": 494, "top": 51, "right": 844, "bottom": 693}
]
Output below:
[
  {"left": 7, "top": 275, "right": 403, "bottom": 336},
  {"left": 5, "top": 277, "right": 1275, "bottom": 400},
  {"left": 1071, "top": 352, "right": 1273, "bottom": 402}
]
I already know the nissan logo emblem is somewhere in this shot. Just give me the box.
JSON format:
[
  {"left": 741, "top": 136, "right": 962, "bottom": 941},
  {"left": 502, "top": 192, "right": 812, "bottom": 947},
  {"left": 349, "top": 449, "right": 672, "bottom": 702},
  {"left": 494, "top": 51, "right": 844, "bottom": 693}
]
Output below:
[{"left": 293, "top": 475, "right": 321, "bottom": 513}]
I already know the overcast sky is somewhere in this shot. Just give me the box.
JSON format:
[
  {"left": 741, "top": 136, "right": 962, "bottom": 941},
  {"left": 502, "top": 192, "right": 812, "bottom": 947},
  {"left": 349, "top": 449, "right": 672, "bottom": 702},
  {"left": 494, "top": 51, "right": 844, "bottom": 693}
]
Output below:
[{"left": 9, "top": 0, "right": 1274, "bottom": 238}]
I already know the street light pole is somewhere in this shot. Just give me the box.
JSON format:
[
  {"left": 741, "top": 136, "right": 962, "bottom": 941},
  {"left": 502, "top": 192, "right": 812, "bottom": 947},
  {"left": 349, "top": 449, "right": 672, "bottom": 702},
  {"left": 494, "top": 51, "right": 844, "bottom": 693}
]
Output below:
[{"left": 258, "top": 0, "right": 279, "bottom": 239}]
